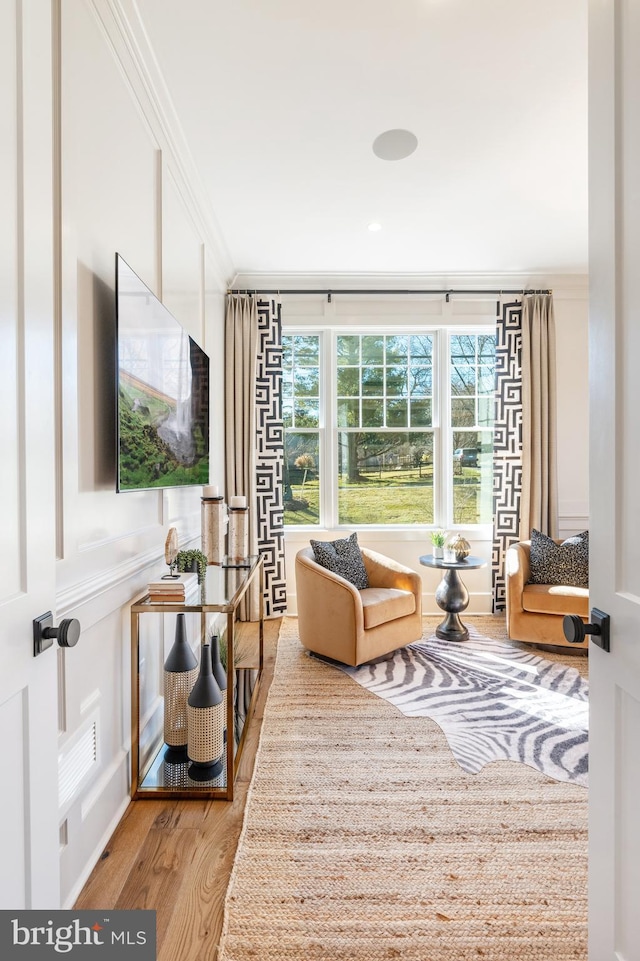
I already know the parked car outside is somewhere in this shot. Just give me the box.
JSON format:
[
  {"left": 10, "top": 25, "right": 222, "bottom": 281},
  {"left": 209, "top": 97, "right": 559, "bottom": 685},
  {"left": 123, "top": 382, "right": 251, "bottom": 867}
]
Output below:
[{"left": 453, "top": 448, "right": 478, "bottom": 467}]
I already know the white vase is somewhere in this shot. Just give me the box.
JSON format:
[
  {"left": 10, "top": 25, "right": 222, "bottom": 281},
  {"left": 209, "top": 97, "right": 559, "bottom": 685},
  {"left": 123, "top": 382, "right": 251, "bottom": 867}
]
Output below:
[{"left": 433, "top": 546, "right": 444, "bottom": 559}]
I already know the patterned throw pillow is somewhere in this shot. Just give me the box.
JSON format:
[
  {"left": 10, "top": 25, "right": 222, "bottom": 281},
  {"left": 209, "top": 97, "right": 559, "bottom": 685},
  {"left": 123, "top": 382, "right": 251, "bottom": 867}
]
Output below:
[
  {"left": 309, "top": 532, "right": 369, "bottom": 590},
  {"left": 528, "top": 529, "right": 589, "bottom": 588}
]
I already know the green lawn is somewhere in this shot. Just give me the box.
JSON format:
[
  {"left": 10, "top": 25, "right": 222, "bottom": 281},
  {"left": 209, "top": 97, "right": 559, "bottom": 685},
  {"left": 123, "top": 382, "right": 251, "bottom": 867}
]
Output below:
[{"left": 284, "top": 467, "right": 487, "bottom": 525}]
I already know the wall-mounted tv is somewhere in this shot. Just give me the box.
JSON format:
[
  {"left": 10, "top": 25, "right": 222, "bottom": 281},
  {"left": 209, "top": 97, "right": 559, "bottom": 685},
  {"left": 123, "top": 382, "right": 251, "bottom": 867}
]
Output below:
[{"left": 115, "top": 253, "right": 209, "bottom": 492}]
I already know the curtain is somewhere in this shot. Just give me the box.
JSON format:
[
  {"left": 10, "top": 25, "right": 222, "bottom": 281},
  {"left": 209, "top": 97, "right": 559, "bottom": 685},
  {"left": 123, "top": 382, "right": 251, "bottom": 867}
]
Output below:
[
  {"left": 492, "top": 300, "right": 524, "bottom": 612},
  {"left": 224, "top": 294, "right": 286, "bottom": 618},
  {"left": 520, "top": 294, "right": 558, "bottom": 539}
]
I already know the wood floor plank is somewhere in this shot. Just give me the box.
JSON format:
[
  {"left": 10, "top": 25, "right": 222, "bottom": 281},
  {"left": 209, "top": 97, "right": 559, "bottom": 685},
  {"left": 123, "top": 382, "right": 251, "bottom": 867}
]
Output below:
[
  {"left": 74, "top": 801, "right": 168, "bottom": 910},
  {"left": 116, "top": 826, "right": 201, "bottom": 947}
]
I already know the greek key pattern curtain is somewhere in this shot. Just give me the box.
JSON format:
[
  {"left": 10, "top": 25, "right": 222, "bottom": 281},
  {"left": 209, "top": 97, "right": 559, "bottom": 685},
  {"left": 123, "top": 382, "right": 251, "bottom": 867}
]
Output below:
[
  {"left": 255, "top": 298, "right": 286, "bottom": 616},
  {"left": 492, "top": 300, "right": 523, "bottom": 612},
  {"left": 225, "top": 294, "right": 286, "bottom": 619}
]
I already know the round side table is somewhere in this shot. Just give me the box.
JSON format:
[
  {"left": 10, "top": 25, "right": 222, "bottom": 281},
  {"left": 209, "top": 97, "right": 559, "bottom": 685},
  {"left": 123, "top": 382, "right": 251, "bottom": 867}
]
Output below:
[{"left": 419, "top": 554, "right": 487, "bottom": 641}]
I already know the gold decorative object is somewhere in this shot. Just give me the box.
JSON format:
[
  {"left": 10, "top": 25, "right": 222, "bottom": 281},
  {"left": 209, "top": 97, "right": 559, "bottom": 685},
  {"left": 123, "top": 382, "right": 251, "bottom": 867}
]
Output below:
[
  {"left": 164, "top": 527, "right": 179, "bottom": 574},
  {"left": 445, "top": 533, "right": 471, "bottom": 562}
]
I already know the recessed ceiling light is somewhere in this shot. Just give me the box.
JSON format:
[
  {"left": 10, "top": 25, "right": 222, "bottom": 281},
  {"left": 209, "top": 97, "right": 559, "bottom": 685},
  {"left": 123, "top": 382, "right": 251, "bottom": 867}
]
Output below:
[
  {"left": 372, "top": 129, "right": 418, "bottom": 161},
  {"left": 368, "top": 222, "right": 382, "bottom": 232}
]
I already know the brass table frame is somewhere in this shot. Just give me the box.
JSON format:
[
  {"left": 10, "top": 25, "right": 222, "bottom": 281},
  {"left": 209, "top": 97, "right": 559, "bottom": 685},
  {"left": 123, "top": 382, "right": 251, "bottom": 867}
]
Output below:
[{"left": 130, "top": 555, "right": 264, "bottom": 800}]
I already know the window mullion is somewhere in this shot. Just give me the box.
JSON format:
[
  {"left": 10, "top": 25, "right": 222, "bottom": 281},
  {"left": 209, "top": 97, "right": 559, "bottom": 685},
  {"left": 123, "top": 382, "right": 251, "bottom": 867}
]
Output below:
[
  {"left": 436, "top": 329, "right": 452, "bottom": 528},
  {"left": 325, "top": 328, "right": 337, "bottom": 529}
]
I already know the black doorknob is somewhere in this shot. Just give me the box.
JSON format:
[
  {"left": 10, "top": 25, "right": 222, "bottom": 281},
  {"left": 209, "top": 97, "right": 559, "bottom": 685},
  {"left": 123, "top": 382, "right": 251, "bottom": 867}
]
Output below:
[
  {"left": 562, "top": 615, "right": 590, "bottom": 644},
  {"left": 44, "top": 618, "right": 81, "bottom": 648},
  {"left": 563, "top": 609, "right": 610, "bottom": 652},
  {"left": 33, "top": 612, "right": 81, "bottom": 656}
]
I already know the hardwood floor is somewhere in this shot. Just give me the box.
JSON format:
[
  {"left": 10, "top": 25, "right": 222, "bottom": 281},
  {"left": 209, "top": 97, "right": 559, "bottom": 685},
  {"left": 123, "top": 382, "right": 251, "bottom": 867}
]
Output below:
[{"left": 75, "top": 618, "right": 281, "bottom": 961}]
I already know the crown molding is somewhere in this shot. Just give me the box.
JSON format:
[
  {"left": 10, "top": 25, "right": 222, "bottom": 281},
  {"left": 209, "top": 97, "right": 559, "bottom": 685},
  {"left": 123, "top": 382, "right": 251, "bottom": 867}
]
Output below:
[{"left": 88, "top": 0, "right": 234, "bottom": 289}]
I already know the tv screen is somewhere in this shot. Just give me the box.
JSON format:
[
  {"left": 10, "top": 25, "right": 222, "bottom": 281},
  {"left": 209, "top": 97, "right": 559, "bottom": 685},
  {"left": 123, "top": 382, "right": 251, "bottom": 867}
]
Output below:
[{"left": 115, "top": 253, "right": 210, "bottom": 492}]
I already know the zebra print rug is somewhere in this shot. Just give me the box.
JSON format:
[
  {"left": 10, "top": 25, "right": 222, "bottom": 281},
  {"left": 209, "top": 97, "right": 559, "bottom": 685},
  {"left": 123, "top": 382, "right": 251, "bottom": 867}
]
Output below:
[{"left": 339, "top": 623, "right": 589, "bottom": 787}]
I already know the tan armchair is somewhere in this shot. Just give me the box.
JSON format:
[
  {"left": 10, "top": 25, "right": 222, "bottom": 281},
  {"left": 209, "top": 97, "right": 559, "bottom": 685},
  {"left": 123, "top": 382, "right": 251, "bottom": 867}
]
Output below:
[
  {"left": 505, "top": 540, "right": 589, "bottom": 649},
  {"left": 295, "top": 546, "right": 423, "bottom": 666}
]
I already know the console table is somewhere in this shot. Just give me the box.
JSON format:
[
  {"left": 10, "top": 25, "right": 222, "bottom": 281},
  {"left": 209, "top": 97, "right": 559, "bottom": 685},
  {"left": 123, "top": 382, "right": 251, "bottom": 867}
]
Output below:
[
  {"left": 419, "top": 553, "right": 487, "bottom": 641},
  {"left": 130, "top": 555, "right": 264, "bottom": 800}
]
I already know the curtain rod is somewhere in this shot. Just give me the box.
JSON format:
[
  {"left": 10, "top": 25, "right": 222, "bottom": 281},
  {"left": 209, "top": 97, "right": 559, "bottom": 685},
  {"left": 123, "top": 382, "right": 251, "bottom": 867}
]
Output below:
[{"left": 227, "top": 288, "right": 551, "bottom": 302}]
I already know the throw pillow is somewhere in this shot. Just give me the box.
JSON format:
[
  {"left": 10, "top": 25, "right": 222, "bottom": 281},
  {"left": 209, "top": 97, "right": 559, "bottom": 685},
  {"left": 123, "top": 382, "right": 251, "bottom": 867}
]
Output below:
[
  {"left": 528, "top": 529, "right": 589, "bottom": 588},
  {"left": 309, "top": 532, "right": 369, "bottom": 590}
]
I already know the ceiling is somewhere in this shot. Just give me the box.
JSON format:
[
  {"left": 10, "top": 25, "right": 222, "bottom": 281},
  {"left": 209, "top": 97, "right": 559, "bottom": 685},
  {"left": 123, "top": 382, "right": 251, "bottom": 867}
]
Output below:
[{"left": 135, "top": 0, "right": 588, "bottom": 278}]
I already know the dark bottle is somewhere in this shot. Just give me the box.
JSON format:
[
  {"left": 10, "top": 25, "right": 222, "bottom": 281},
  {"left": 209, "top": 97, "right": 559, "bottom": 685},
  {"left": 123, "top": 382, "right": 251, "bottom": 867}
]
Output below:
[
  {"left": 163, "top": 614, "right": 198, "bottom": 762},
  {"left": 187, "top": 643, "right": 224, "bottom": 780}
]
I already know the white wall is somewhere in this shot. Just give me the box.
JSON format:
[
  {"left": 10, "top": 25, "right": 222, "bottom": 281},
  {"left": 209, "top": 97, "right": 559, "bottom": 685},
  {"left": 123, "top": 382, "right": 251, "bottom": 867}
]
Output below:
[
  {"left": 55, "top": 0, "right": 230, "bottom": 906},
  {"left": 265, "top": 278, "right": 589, "bottom": 615}
]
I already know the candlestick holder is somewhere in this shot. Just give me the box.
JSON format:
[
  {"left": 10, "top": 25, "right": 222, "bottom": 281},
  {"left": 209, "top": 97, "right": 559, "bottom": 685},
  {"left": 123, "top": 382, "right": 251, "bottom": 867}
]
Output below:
[
  {"left": 202, "top": 495, "right": 227, "bottom": 565},
  {"left": 227, "top": 506, "right": 249, "bottom": 564}
]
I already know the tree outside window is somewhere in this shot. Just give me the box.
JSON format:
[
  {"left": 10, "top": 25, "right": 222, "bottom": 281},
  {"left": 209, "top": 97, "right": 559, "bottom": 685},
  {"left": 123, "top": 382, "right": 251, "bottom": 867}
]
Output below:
[{"left": 283, "top": 329, "right": 494, "bottom": 528}]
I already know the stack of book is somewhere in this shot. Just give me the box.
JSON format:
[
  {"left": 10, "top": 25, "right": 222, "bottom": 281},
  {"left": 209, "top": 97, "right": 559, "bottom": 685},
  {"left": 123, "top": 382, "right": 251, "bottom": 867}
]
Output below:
[{"left": 147, "top": 572, "right": 200, "bottom": 603}]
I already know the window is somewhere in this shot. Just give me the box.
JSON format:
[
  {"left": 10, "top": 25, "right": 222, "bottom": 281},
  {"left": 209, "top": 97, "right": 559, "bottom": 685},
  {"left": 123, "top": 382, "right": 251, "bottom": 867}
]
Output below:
[
  {"left": 450, "top": 334, "right": 495, "bottom": 525},
  {"left": 336, "top": 334, "right": 434, "bottom": 525},
  {"left": 283, "top": 329, "right": 494, "bottom": 529},
  {"left": 282, "top": 335, "right": 321, "bottom": 524}
]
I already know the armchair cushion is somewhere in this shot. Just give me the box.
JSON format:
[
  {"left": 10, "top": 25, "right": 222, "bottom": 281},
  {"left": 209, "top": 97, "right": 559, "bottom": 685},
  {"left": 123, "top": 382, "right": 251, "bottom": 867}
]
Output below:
[
  {"left": 310, "top": 532, "right": 369, "bottom": 590},
  {"left": 360, "top": 587, "right": 416, "bottom": 630},
  {"left": 529, "top": 529, "right": 589, "bottom": 588},
  {"left": 522, "top": 583, "right": 589, "bottom": 617}
]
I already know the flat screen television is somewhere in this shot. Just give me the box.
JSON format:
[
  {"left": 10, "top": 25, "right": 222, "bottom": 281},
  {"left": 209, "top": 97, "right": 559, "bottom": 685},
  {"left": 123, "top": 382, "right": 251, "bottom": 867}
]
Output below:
[{"left": 115, "top": 253, "right": 210, "bottom": 492}]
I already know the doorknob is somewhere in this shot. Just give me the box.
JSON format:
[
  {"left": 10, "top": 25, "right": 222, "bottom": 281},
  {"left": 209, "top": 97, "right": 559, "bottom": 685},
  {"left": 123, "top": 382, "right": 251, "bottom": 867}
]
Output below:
[
  {"left": 33, "top": 612, "right": 81, "bottom": 656},
  {"left": 563, "top": 608, "right": 610, "bottom": 652}
]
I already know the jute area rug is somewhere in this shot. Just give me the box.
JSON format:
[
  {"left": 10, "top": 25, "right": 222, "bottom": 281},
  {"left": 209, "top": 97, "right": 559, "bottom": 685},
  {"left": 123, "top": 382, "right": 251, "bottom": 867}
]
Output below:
[{"left": 218, "top": 617, "right": 587, "bottom": 961}]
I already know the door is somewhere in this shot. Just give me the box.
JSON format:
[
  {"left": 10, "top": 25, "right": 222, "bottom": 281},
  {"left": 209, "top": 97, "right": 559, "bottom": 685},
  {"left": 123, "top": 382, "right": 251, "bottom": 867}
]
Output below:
[
  {"left": 589, "top": 0, "right": 640, "bottom": 957},
  {"left": 0, "top": 1, "right": 59, "bottom": 907}
]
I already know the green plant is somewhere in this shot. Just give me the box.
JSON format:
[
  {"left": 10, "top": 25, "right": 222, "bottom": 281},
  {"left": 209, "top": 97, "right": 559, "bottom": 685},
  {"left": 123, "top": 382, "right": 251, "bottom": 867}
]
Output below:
[
  {"left": 430, "top": 528, "right": 447, "bottom": 548},
  {"left": 216, "top": 631, "right": 255, "bottom": 672},
  {"left": 176, "top": 548, "right": 208, "bottom": 583}
]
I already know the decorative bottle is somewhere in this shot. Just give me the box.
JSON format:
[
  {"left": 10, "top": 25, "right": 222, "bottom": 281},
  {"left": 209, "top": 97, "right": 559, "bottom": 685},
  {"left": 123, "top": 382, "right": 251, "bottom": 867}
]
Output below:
[
  {"left": 210, "top": 634, "right": 228, "bottom": 738},
  {"left": 187, "top": 643, "right": 225, "bottom": 781},
  {"left": 163, "top": 614, "right": 198, "bottom": 762}
]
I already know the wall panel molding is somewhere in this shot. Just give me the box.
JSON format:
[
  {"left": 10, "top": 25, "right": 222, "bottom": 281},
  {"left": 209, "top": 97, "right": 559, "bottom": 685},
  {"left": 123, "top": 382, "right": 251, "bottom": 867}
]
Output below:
[
  {"left": 87, "top": 0, "right": 233, "bottom": 288},
  {"left": 56, "top": 523, "right": 200, "bottom": 626}
]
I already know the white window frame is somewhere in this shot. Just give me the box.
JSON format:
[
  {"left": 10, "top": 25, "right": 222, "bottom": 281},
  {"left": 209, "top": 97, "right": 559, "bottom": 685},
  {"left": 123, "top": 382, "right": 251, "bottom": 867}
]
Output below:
[{"left": 282, "top": 324, "right": 494, "bottom": 538}]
